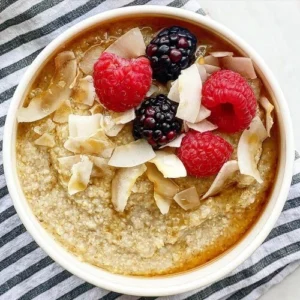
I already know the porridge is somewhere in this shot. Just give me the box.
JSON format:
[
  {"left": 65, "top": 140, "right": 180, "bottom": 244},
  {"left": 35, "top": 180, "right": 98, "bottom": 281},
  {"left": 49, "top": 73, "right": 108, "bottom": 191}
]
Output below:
[{"left": 16, "top": 18, "right": 278, "bottom": 276}]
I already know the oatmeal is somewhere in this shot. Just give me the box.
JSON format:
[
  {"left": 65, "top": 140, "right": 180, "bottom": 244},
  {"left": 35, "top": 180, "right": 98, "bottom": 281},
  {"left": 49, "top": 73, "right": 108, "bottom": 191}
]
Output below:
[{"left": 16, "top": 18, "right": 278, "bottom": 276}]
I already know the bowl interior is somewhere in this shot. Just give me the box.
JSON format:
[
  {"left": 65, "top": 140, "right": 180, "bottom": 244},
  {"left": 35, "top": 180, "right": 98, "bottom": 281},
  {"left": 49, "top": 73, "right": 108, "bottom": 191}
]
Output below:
[{"left": 3, "top": 6, "right": 294, "bottom": 296}]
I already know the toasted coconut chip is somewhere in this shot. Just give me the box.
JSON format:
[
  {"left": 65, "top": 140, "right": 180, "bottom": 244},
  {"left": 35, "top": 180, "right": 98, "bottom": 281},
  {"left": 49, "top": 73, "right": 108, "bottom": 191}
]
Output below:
[
  {"left": 259, "top": 96, "right": 274, "bottom": 136},
  {"left": 33, "top": 119, "right": 55, "bottom": 135},
  {"left": 183, "top": 121, "right": 189, "bottom": 132},
  {"left": 221, "top": 57, "right": 257, "bottom": 79},
  {"left": 204, "top": 55, "right": 220, "bottom": 67},
  {"left": 176, "top": 64, "right": 202, "bottom": 123},
  {"left": 186, "top": 119, "right": 217, "bottom": 133},
  {"left": 105, "top": 28, "right": 146, "bottom": 58},
  {"left": 69, "top": 68, "right": 82, "bottom": 89},
  {"left": 210, "top": 51, "right": 234, "bottom": 58},
  {"left": 202, "top": 160, "right": 239, "bottom": 199},
  {"left": 203, "top": 64, "right": 221, "bottom": 74},
  {"left": 79, "top": 44, "right": 104, "bottom": 75},
  {"left": 68, "top": 156, "right": 93, "bottom": 195},
  {"left": 111, "top": 164, "right": 147, "bottom": 212},
  {"left": 72, "top": 75, "right": 95, "bottom": 106},
  {"left": 167, "top": 79, "right": 180, "bottom": 103},
  {"left": 154, "top": 192, "right": 172, "bottom": 215},
  {"left": 174, "top": 186, "right": 200, "bottom": 210},
  {"left": 146, "top": 164, "right": 179, "bottom": 214},
  {"left": 146, "top": 84, "right": 159, "bottom": 97},
  {"left": 195, "top": 45, "right": 208, "bottom": 58},
  {"left": 69, "top": 114, "right": 101, "bottom": 138},
  {"left": 237, "top": 174, "right": 256, "bottom": 188},
  {"left": 149, "top": 150, "right": 186, "bottom": 178},
  {"left": 195, "top": 105, "right": 211, "bottom": 123},
  {"left": 58, "top": 155, "right": 80, "bottom": 170},
  {"left": 53, "top": 100, "right": 72, "bottom": 124},
  {"left": 247, "top": 78, "right": 262, "bottom": 99},
  {"left": 89, "top": 156, "right": 112, "bottom": 177},
  {"left": 99, "top": 115, "right": 124, "bottom": 137},
  {"left": 238, "top": 116, "right": 268, "bottom": 183},
  {"left": 160, "top": 134, "right": 185, "bottom": 149},
  {"left": 34, "top": 132, "right": 55, "bottom": 147},
  {"left": 112, "top": 109, "right": 135, "bottom": 124},
  {"left": 18, "top": 51, "right": 77, "bottom": 123},
  {"left": 89, "top": 103, "right": 104, "bottom": 115},
  {"left": 196, "top": 64, "right": 208, "bottom": 82},
  {"left": 64, "top": 130, "right": 115, "bottom": 157},
  {"left": 108, "top": 139, "right": 155, "bottom": 167}
]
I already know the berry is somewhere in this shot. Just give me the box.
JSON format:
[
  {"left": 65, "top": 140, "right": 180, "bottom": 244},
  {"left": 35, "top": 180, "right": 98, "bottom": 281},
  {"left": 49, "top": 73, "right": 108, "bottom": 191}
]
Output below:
[
  {"left": 93, "top": 52, "right": 152, "bottom": 112},
  {"left": 133, "top": 94, "right": 183, "bottom": 148},
  {"left": 202, "top": 70, "right": 257, "bottom": 133},
  {"left": 177, "top": 131, "right": 233, "bottom": 177},
  {"left": 146, "top": 26, "right": 197, "bottom": 82}
]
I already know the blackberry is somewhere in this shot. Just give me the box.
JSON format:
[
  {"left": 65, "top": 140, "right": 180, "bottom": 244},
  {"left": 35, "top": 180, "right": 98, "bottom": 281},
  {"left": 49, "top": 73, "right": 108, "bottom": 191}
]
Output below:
[
  {"left": 133, "top": 94, "right": 183, "bottom": 149},
  {"left": 146, "top": 26, "right": 197, "bottom": 83}
]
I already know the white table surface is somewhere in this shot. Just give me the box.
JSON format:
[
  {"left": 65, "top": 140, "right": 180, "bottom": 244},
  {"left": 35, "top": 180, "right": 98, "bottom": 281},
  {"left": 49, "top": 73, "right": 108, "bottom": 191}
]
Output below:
[{"left": 198, "top": 1, "right": 300, "bottom": 299}]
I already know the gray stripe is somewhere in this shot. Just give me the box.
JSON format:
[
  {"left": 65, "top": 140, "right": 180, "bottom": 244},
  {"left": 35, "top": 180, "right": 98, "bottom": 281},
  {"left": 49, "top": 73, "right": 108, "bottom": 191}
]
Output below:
[
  {"left": 266, "top": 218, "right": 300, "bottom": 242},
  {"left": 184, "top": 241, "right": 300, "bottom": 300},
  {"left": 283, "top": 196, "right": 300, "bottom": 212},
  {"left": 0, "top": 241, "right": 38, "bottom": 272},
  {"left": 0, "top": 185, "right": 8, "bottom": 198},
  {"left": 123, "top": 0, "right": 153, "bottom": 6},
  {"left": 0, "top": 256, "right": 53, "bottom": 296},
  {"left": 196, "top": 8, "right": 206, "bottom": 16},
  {"left": 0, "top": 0, "right": 64, "bottom": 32},
  {"left": 0, "top": 85, "right": 16, "bottom": 104},
  {"left": 295, "top": 150, "right": 300, "bottom": 160},
  {"left": 226, "top": 266, "right": 286, "bottom": 300},
  {"left": 56, "top": 282, "right": 94, "bottom": 300},
  {"left": 0, "top": 224, "right": 25, "bottom": 247},
  {"left": 292, "top": 172, "right": 300, "bottom": 186},
  {"left": 0, "top": 0, "right": 18, "bottom": 13},
  {"left": 100, "top": 292, "right": 122, "bottom": 300},
  {"left": 168, "top": 0, "right": 189, "bottom": 7},
  {"left": 0, "top": 48, "right": 42, "bottom": 81},
  {"left": 0, "top": 164, "right": 3, "bottom": 176},
  {"left": 0, "top": 205, "right": 16, "bottom": 224},
  {"left": 18, "top": 270, "right": 72, "bottom": 300},
  {"left": 0, "top": 0, "right": 107, "bottom": 56},
  {"left": 0, "top": 115, "right": 6, "bottom": 127}
]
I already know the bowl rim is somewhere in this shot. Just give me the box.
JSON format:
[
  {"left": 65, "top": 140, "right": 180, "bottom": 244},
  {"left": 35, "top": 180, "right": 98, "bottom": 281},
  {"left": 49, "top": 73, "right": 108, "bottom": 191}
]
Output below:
[{"left": 3, "top": 5, "right": 294, "bottom": 296}]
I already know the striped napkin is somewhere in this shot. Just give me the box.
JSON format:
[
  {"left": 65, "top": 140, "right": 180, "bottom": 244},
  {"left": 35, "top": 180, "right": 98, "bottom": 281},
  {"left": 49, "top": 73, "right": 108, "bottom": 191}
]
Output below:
[{"left": 0, "top": 1, "right": 299, "bottom": 299}]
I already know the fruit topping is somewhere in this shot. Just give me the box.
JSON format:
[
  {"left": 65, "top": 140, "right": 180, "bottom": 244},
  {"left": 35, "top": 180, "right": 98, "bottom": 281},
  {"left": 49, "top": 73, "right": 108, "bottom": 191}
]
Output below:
[
  {"left": 202, "top": 160, "right": 239, "bottom": 199},
  {"left": 177, "top": 131, "right": 233, "bottom": 177},
  {"left": 146, "top": 26, "right": 197, "bottom": 82},
  {"left": 259, "top": 96, "right": 274, "bottom": 136},
  {"left": 105, "top": 28, "right": 146, "bottom": 59},
  {"left": 108, "top": 139, "right": 156, "bottom": 167},
  {"left": 93, "top": 52, "right": 152, "bottom": 112},
  {"left": 237, "top": 116, "right": 268, "bottom": 183},
  {"left": 132, "top": 94, "right": 183, "bottom": 149},
  {"left": 174, "top": 186, "right": 200, "bottom": 210},
  {"left": 202, "top": 70, "right": 257, "bottom": 133},
  {"left": 221, "top": 56, "right": 257, "bottom": 79}
]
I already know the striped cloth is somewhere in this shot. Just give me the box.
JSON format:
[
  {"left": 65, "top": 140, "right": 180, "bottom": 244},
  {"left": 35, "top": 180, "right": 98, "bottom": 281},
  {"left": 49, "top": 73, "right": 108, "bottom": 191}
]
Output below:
[{"left": 0, "top": 0, "right": 299, "bottom": 299}]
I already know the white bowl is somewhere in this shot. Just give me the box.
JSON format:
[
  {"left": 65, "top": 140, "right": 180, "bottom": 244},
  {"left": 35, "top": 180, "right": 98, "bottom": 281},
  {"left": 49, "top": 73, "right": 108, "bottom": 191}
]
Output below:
[{"left": 3, "top": 5, "right": 294, "bottom": 297}]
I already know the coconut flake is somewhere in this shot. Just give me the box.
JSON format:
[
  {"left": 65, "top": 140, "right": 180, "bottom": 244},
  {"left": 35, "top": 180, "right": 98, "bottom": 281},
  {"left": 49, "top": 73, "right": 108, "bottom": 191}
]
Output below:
[
  {"left": 33, "top": 119, "right": 56, "bottom": 135},
  {"left": 52, "top": 100, "right": 72, "bottom": 124},
  {"left": 160, "top": 134, "right": 185, "bottom": 149},
  {"left": 69, "top": 114, "right": 101, "bottom": 138},
  {"left": 221, "top": 57, "right": 257, "bottom": 79},
  {"left": 196, "top": 64, "right": 208, "bottom": 82},
  {"left": 89, "top": 156, "right": 113, "bottom": 177},
  {"left": 146, "top": 164, "right": 179, "bottom": 214},
  {"left": 89, "top": 103, "right": 103, "bottom": 115},
  {"left": 112, "top": 109, "right": 135, "bottom": 124},
  {"left": 210, "top": 51, "right": 234, "bottom": 58},
  {"left": 259, "top": 96, "right": 274, "bottom": 136},
  {"left": 237, "top": 116, "right": 268, "bottom": 183},
  {"left": 79, "top": 44, "right": 104, "bottom": 75},
  {"left": 149, "top": 151, "right": 186, "bottom": 178},
  {"left": 176, "top": 64, "right": 202, "bottom": 123},
  {"left": 99, "top": 114, "right": 124, "bottom": 137},
  {"left": 247, "top": 78, "right": 262, "bottom": 100},
  {"left": 34, "top": 133, "right": 55, "bottom": 147},
  {"left": 202, "top": 160, "right": 239, "bottom": 199},
  {"left": 174, "top": 187, "right": 200, "bottom": 210},
  {"left": 69, "top": 68, "right": 82, "bottom": 89},
  {"left": 18, "top": 51, "right": 77, "bottom": 123},
  {"left": 204, "top": 55, "right": 220, "bottom": 67},
  {"left": 68, "top": 156, "right": 93, "bottom": 195},
  {"left": 195, "top": 105, "right": 211, "bottom": 123},
  {"left": 186, "top": 119, "right": 217, "bottom": 133},
  {"left": 108, "top": 139, "right": 155, "bottom": 167},
  {"left": 72, "top": 75, "right": 95, "bottom": 106},
  {"left": 105, "top": 28, "right": 146, "bottom": 58},
  {"left": 203, "top": 64, "right": 221, "bottom": 74},
  {"left": 64, "top": 130, "right": 115, "bottom": 157},
  {"left": 146, "top": 84, "right": 159, "bottom": 97},
  {"left": 167, "top": 79, "right": 180, "bottom": 103},
  {"left": 111, "top": 164, "right": 147, "bottom": 212}
]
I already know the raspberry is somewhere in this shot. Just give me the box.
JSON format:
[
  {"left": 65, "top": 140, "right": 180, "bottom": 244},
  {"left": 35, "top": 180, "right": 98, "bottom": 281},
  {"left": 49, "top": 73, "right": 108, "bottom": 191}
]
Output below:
[
  {"left": 133, "top": 94, "right": 183, "bottom": 149},
  {"left": 177, "top": 131, "right": 233, "bottom": 177},
  {"left": 93, "top": 52, "right": 152, "bottom": 112},
  {"left": 146, "top": 26, "right": 197, "bottom": 82},
  {"left": 202, "top": 70, "right": 257, "bottom": 133}
]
